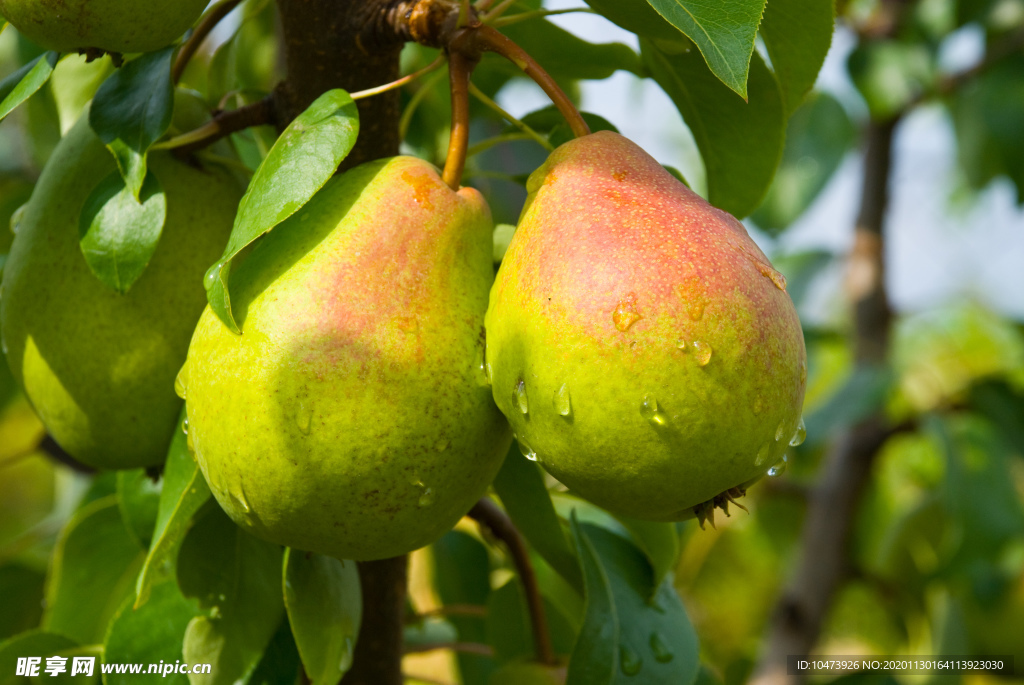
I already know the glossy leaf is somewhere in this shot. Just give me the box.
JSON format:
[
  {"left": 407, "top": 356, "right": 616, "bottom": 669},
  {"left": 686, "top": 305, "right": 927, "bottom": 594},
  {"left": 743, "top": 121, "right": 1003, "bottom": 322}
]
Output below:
[
  {"left": 643, "top": 41, "right": 785, "bottom": 217},
  {"left": 759, "top": 0, "right": 835, "bottom": 114},
  {"left": 205, "top": 89, "right": 359, "bottom": 333},
  {"left": 43, "top": 497, "right": 145, "bottom": 645},
  {"left": 0, "top": 631, "right": 78, "bottom": 685},
  {"left": 493, "top": 446, "right": 582, "bottom": 590},
  {"left": 78, "top": 170, "right": 166, "bottom": 294},
  {"left": 135, "top": 411, "right": 212, "bottom": 608},
  {"left": 178, "top": 507, "right": 285, "bottom": 685},
  {"left": 645, "top": 0, "right": 767, "bottom": 97},
  {"left": 501, "top": 20, "right": 642, "bottom": 80},
  {"left": 752, "top": 92, "right": 856, "bottom": 233},
  {"left": 116, "top": 468, "right": 162, "bottom": 550},
  {"left": 89, "top": 48, "right": 175, "bottom": 199},
  {"left": 103, "top": 580, "right": 200, "bottom": 685},
  {"left": 283, "top": 549, "right": 361, "bottom": 685},
  {"left": 566, "top": 516, "right": 618, "bottom": 685},
  {"left": 0, "top": 51, "right": 59, "bottom": 124}
]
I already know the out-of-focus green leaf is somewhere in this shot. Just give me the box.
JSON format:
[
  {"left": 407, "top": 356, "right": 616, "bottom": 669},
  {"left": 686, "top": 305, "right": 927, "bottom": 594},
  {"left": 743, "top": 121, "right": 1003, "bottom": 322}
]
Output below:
[
  {"left": 43, "top": 496, "right": 145, "bottom": 645},
  {"left": 969, "top": 379, "right": 1024, "bottom": 454},
  {"left": 136, "top": 411, "right": 212, "bottom": 607},
  {"left": 0, "top": 631, "right": 78, "bottom": 685},
  {"left": 803, "top": 365, "right": 892, "bottom": 448},
  {"left": 847, "top": 41, "right": 933, "bottom": 120},
  {"left": 490, "top": 661, "right": 568, "bottom": 684},
  {"left": 771, "top": 250, "right": 834, "bottom": 307},
  {"left": 116, "top": 469, "right": 162, "bottom": 550},
  {"left": 485, "top": 579, "right": 577, "bottom": 663},
  {"left": 759, "top": 0, "right": 835, "bottom": 114},
  {"left": 247, "top": 616, "right": 302, "bottom": 685},
  {"left": 0, "top": 565, "right": 45, "bottom": 640},
  {"left": 0, "top": 51, "right": 59, "bottom": 123},
  {"left": 611, "top": 517, "right": 679, "bottom": 594},
  {"left": 433, "top": 530, "right": 494, "bottom": 685},
  {"left": 78, "top": 170, "right": 166, "bottom": 294},
  {"left": 645, "top": 0, "right": 767, "bottom": 98},
  {"left": 752, "top": 92, "right": 856, "bottom": 233},
  {"left": 493, "top": 446, "right": 582, "bottom": 591},
  {"left": 204, "top": 89, "right": 358, "bottom": 333},
  {"left": 103, "top": 580, "right": 200, "bottom": 685},
  {"left": 565, "top": 517, "right": 618, "bottom": 685},
  {"left": 951, "top": 54, "right": 1024, "bottom": 203},
  {"left": 500, "top": 20, "right": 641, "bottom": 81},
  {"left": 643, "top": 41, "right": 785, "bottom": 217},
  {"left": 283, "top": 549, "right": 361, "bottom": 685},
  {"left": 89, "top": 48, "right": 175, "bottom": 199},
  {"left": 178, "top": 507, "right": 284, "bottom": 685}
]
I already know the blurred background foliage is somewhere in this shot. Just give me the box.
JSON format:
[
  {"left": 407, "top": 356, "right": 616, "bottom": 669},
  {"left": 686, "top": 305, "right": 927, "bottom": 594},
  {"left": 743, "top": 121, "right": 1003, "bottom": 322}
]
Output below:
[{"left": 2, "top": 0, "right": 1024, "bottom": 684}]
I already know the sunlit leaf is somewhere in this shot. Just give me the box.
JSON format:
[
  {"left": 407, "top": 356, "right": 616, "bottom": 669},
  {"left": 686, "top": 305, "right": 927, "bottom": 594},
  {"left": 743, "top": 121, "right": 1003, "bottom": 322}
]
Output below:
[
  {"left": 0, "top": 51, "right": 59, "bottom": 123},
  {"left": 759, "top": 0, "right": 835, "bottom": 113}
]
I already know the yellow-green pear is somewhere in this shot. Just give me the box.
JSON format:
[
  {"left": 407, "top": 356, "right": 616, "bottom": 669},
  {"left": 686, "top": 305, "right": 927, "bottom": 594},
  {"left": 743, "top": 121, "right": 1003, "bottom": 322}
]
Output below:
[
  {"left": 0, "top": 113, "right": 242, "bottom": 470},
  {"left": 181, "top": 156, "right": 512, "bottom": 561},
  {"left": 0, "top": 0, "right": 209, "bottom": 54},
  {"left": 485, "top": 131, "right": 807, "bottom": 522}
]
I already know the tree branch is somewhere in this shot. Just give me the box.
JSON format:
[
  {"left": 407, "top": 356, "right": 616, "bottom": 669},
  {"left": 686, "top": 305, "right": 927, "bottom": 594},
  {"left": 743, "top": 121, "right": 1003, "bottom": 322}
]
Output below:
[
  {"left": 344, "top": 556, "right": 408, "bottom": 685},
  {"left": 164, "top": 96, "right": 276, "bottom": 157},
  {"left": 468, "top": 498, "right": 558, "bottom": 666}
]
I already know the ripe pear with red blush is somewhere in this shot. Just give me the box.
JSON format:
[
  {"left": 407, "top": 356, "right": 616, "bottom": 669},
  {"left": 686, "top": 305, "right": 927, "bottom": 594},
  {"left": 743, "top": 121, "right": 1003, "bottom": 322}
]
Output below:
[{"left": 484, "top": 131, "right": 807, "bottom": 522}]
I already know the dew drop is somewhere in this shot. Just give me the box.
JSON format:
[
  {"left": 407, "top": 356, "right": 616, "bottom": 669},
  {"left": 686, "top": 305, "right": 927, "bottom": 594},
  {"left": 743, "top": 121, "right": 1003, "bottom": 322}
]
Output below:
[
  {"left": 514, "top": 380, "right": 529, "bottom": 414},
  {"left": 204, "top": 264, "right": 221, "bottom": 291},
  {"left": 295, "top": 403, "right": 312, "bottom": 435},
  {"left": 692, "top": 340, "right": 712, "bottom": 366},
  {"left": 174, "top": 364, "right": 189, "bottom": 400},
  {"left": 229, "top": 488, "right": 251, "bottom": 513},
  {"left": 639, "top": 395, "right": 668, "bottom": 426},
  {"left": 687, "top": 300, "right": 706, "bottom": 321},
  {"left": 517, "top": 435, "right": 538, "bottom": 462},
  {"left": 181, "top": 417, "right": 189, "bottom": 435},
  {"left": 339, "top": 637, "right": 354, "bottom": 672},
  {"left": 620, "top": 645, "right": 642, "bottom": 676},
  {"left": 768, "top": 454, "right": 788, "bottom": 478},
  {"left": 755, "top": 442, "right": 771, "bottom": 467},
  {"left": 418, "top": 487, "right": 436, "bottom": 507},
  {"left": 1, "top": 335, "right": 8, "bottom": 356},
  {"left": 789, "top": 417, "right": 806, "bottom": 447},
  {"left": 676, "top": 338, "right": 688, "bottom": 350},
  {"left": 649, "top": 633, "right": 674, "bottom": 663},
  {"left": 554, "top": 383, "right": 572, "bottom": 417},
  {"left": 474, "top": 348, "right": 490, "bottom": 387},
  {"left": 775, "top": 420, "right": 787, "bottom": 442},
  {"left": 613, "top": 293, "right": 642, "bottom": 332},
  {"left": 800, "top": 360, "right": 808, "bottom": 385},
  {"left": 9, "top": 204, "right": 25, "bottom": 235}
]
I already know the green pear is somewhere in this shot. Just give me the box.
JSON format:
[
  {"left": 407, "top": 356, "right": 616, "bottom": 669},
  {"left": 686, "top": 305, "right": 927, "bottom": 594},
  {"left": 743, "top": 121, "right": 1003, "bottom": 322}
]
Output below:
[
  {"left": 180, "top": 156, "right": 512, "bottom": 561},
  {"left": 0, "top": 113, "right": 242, "bottom": 470},
  {"left": 0, "top": 0, "right": 209, "bottom": 54},
  {"left": 485, "top": 131, "right": 807, "bottom": 522}
]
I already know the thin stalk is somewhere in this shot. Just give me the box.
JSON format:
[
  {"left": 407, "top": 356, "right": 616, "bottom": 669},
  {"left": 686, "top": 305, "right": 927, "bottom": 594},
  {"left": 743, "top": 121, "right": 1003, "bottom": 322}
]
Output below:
[
  {"left": 481, "top": 0, "right": 521, "bottom": 22},
  {"left": 172, "top": 0, "right": 245, "bottom": 84},
  {"left": 468, "top": 83, "right": 553, "bottom": 151},
  {"left": 466, "top": 131, "right": 539, "bottom": 158},
  {"left": 351, "top": 54, "right": 447, "bottom": 101},
  {"left": 442, "top": 51, "right": 474, "bottom": 190},
  {"left": 399, "top": 68, "right": 448, "bottom": 141},
  {"left": 491, "top": 7, "right": 595, "bottom": 28}
]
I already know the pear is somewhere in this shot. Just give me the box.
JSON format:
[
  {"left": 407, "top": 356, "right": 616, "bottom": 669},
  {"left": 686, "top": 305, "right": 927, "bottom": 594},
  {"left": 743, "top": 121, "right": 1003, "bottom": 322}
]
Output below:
[
  {"left": 484, "top": 131, "right": 806, "bottom": 522},
  {"left": 181, "top": 156, "right": 512, "bottom": 561},
  {"left": 0, "top": 0, "right": 209, "bottom": 54},
  {"left": 0, "top": 113, "right": 242, "bottom": 470}
]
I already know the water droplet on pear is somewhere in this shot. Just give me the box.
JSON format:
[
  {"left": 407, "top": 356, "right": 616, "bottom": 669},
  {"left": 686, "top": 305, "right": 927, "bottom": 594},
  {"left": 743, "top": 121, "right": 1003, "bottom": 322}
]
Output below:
[
  {"left": 174, "top": 364, "right": 189, "bottom": 400},
  {"left": 768, "top": 454, "right": 788, "bottom": 477},
  {"left": 789, "top": 417, "right": 806, "bottom": 447},
  {"left": 295, "top": 403, "right": 312, "bottom": 435},
  {"left": 514, "top": 380, "right": 529, "bottom": 414},
  {"left": 692, "top": 340, "right": 712, "bottom": 366},
  {"left": 613, "top": 293, "right": 642, "bottom": 331},
  {"left": 640, "top": 394, "right": 668, "bottom": 426},
  {"left": 554, "top": 383, "right": 572, "bottom": 417}
]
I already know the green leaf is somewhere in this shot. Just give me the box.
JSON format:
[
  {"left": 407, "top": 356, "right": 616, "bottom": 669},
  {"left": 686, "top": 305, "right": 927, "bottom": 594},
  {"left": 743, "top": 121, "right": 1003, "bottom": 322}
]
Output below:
[
  {"left": 0, "top": 52, "right": 59, "bottom": 123},
  {"left": 500, "top": 20, "right": 642, "bottom": 80},
  {"left": 0, "top": 565, "right": 45, "bottom": 640},
  {"left": 566, "top": 516, "right": 618, "bottom": 685},
  {"left": 969, "top": 379, "right": 1024, "bottom": 453},
  {"left": 751, "top": 91, "right": 856, "bottom": 233},
  {"left": 643, "top": 40, "right": 785, "bottom": 217},
  {"left": 42, "top": 497, "right": 145, "bottom": 645},
  {"left": 485, "top": 580, "right": 577, "bottom": 663},
  {"left": 611, "top": 517, "right": 679, "bottom": 593},
  {"left": 283, "top": 549, "right": 361, "bottom": 685},
  {"left": 117, "top": 469, "right": 162, "bottom": 550},
  {"left": 645, "top": 0, "right": 767, "bottom": 97},
  {"left": 804, "top": 365, "right": 892, "bottom": 449},
  {"left": 78, "top": 170, "right": 167, "bottom": 294},
  {"left": 583, "top": 0, "right": 688, "bottom": 41},
  {"left": 432, "top": 530, "right": 494, "bottom": 685},
  {"left": 247, "top": 617, "right": 302, "bottom": 685},
  {"left": 0, "top": 631, "right": 79, "bottom": 685},
  {"left": 178, "top": 507, "right": 285, "bottom": 685},
  {"left": 89, "top": 48, "right": 175, "bottom": 199},
  {"left": 759, "top": 0, "right": 834, "bottom": 114},
  {"left": 847, "top": 41, "right": 934, "bottom": 121},
  {"left": 493, "top": 446, "right": 582, "bottom": 591},
  {"left": 204, "top": 89, "right": 359, "bottom": 333},
  {"left": 584, "top": 525, "right": 700, "bottom": 685},
  {"left": 103, "top": 580, "right": 200, "bottom": 685},
  {"left": 135, "top": 410, "right": 212, "bottom": 608}
]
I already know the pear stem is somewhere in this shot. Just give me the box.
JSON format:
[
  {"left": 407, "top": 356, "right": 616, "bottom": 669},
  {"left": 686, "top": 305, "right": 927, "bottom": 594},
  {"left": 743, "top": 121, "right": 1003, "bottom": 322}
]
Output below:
[
  {"left": 469, "top": 498, "right": 558, "bottom": 667},
  {"left": 172, "top": 0, "right": 244, "bottom": 85},
  {"left": 442, "top": 49, "right": 475, "bottom": 190},
  {"left": 468, "top": 25, "right": 590, "bottom": 139},
  {"left": 350, "top": 54, "right": 447, "bottom": 101}
]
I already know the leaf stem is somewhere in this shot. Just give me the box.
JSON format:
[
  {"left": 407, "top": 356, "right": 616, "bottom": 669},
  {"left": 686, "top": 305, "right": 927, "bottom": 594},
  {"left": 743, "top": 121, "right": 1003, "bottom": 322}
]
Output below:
[
  {"left": 172, "top": 0, "right": 244, "bottom": 84},
  {"left": 490, "top": 7, "right": 596, "bottom": 28},
  {"left": 351, "top": 54, "right": 448, "bottom": 101},
  {"left": 468, "top": 498, "right": 558, "bottom": 666},
  {"left": 467, "top": 83, "right": 554, "bottom": 151}
]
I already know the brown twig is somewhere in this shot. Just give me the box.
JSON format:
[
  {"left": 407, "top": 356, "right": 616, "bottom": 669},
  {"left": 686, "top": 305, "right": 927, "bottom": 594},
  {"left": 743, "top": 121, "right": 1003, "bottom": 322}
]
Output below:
[
  {"left": 344, "top": 556, "right": 408, "bottom": 685},
  {"left": 442, "top": 49, "right": 475, "bottom": 189},
  {"left": 468, "top": 498, "right": 558, "bottom": 666},
  {"left": 172, "top": 0, "right": 245, "bottom": 84},
  {"left": 161, "top": 96, "right": 276, "bottom": 157}
]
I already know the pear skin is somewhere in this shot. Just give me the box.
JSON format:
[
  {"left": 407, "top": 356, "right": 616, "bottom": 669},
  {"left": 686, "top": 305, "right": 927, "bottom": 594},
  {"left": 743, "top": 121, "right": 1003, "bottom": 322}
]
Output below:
[
  {"left": 0, "top": 0, "right": 209, "bottom": 54},
  {"left": 485, "top": 131, "right": 807, "bottom": 521},
  {"left": 0, "top": 114, "right": 243, "bottom": 469},
  {"left": 181, "top": 157, "right": 512, "bottom": 561}
]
